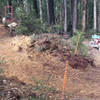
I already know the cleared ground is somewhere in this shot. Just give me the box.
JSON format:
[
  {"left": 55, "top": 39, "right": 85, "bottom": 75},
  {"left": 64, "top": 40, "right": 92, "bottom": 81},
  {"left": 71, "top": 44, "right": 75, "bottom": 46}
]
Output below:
[{"left": 0, "top": 24, "right": 100, "bottom": 99}]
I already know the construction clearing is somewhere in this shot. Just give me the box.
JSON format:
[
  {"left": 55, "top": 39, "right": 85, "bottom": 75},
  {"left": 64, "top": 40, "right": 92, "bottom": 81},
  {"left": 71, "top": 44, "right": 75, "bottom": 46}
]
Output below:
[{"left": 0, "top": 24, "right": 100, "bottom": 100}]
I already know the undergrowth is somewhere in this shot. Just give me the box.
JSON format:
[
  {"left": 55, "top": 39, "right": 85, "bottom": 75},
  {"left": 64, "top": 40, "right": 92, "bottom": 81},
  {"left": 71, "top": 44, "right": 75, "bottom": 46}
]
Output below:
[
  {"left": 31, "top": 78, "right": 61, "bottom": 100},
  {"left": 15, "top": 7, "right": 63, "bottom": 35}
]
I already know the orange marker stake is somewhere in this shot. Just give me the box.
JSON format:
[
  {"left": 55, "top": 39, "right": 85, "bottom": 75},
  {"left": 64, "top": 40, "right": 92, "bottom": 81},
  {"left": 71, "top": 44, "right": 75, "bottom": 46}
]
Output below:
[
  {"left": 61, "top": 61, "right": 68, "bottom": 100},
  {"left": 74, "top": 34, "right": 81, "bottom": 55}
]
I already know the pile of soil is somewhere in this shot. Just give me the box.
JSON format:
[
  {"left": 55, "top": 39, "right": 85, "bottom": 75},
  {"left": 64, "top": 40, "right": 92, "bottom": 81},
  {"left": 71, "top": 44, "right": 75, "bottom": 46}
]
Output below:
[
  {"left": 11, "top": 36, "right": 31, "bottom": 52},
  {"left": 0, "top": 75, "right": 36, "bottom": 100},
  {"left": 27, "top": 34, "right": 95, "bottom": 69}
]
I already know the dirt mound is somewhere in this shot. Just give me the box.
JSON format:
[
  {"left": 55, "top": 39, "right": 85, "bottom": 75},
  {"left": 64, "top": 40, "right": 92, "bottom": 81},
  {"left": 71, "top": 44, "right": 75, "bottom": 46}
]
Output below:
[
  {"left": 27, "top": 34, "right": 95, "bottom": 69},
  {"left": 67, "top": 55, "right": 95, "bottom": 69},
  {"left": 11, "top": 36, "right": 31, "bottom": 52},
  {"left": 0, "top": 75, "right": 36, "bottom": 100}
]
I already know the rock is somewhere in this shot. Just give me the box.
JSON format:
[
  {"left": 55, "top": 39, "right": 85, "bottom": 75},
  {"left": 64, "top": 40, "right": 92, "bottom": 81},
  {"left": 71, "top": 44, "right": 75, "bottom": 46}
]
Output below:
[{"left": 3, "top": 80, "right": 7, "bottom": 84}]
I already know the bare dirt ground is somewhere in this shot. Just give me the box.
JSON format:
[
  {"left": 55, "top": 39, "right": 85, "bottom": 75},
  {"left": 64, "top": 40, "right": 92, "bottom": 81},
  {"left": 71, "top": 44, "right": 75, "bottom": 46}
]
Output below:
[{"left": 0, "top": 24, "right": 100, "bottom": 99}]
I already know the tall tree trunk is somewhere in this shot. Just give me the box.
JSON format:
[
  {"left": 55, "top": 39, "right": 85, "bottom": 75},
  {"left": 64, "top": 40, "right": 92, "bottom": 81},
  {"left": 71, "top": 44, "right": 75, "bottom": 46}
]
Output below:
[
  {"left": 82, "top": 0, "right": 87, "bottom": 32},
  {"left": 72, "top": 0, "right": 77, "bottom": 34},
  {"left": 64, "top": 0, "right": 67, "bottom": 33},
  {"left": 39, "top": 0, "right": 43, "bottom": 23},
  {"left": 24, "top": 0, "right": 30, "bottom": 15},
  {"left": 70, "top": 0, "right": 73, "bottom": 23},
  {"left": 48, "top": 0, "right": 55, "bottom": 25},
  {"left": 86, "top": 0, "right": 88, "bottom": 31},
  {"left": 98, "top": 0, "right": 100, "bottom": 33},
  {"left": 77, "top": 0, "right": 82, "bottom": 29},
  {"left": 59, "top": 0, "right": 62, "bottom": 24},
  {"left": 46, "top": 0, "right": 50, "bottom": 24},
  {"left": 94, "top": 0, "right": 97, "bottom": 33},
  {"left": 33, "top": 0, "right": 38, "bottom": 17},
  {"left": 8, "top": 0, "right": 12, "bottom": 13},
  {"left": 70, "top": 0, "right": 77, "bottom": 35}
]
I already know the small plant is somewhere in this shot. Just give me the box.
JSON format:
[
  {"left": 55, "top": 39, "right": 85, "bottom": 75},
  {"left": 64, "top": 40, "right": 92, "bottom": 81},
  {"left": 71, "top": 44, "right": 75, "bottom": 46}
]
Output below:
[
  {"left": 35, "top": 45, "right": 47, "bottom": 52},
  {"left": 72, "top": 30, "right": 88, "bottom": 56},
  {"left": 30, "top": 34, "right": 40, "bottom": 43},
  {"left": 79, "top": 44, "right": 88, "bottom": 56},
  {"left": 0, "top": 56, "right": 5, "bottom": 65},
  {"left": 72, "top": 30, "right": 85, "bottom": 45},
  {"left": 0, "top": 56, "right": 5, "bottom": 74},
  {"left": 32, "top": 79, "right": 61, "bottom": 100}
]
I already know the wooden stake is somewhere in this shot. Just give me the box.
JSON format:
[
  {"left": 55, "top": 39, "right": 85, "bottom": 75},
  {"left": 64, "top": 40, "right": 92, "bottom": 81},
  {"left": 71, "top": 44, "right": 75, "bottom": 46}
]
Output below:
[
  {"left": 74, "top": 34, "right": 81, "bottom": 55},
  {"left": 61, "top": 60, "right": 68, "bottom": 100}
]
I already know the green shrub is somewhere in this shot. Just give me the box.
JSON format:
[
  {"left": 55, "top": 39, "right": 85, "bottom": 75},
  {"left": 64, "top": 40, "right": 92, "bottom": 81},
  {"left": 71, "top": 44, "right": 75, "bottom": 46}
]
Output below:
[
  {"left": 72, "top": 30, "right": 85, "bottom": 45},
  {"left": 15, "top": 25, "right": 28, "bottom": 35},
  {"left": 15, "top": 7, "right": 41, "bottom": 35},
  {"left": 72, "top": 30, "right": 88, "bottom": 56},
  {"left": 16, "top": 7, "right": 26, "bottom": 20},
  {"left": 86, "top": 29, "right": 98, "bottom": 38},
  {"left": 40, "top": 23, "right": 50, "bottom": 33},
  {"left": 79, "top": 44, "right": 88, "bottom": 56},
  {"left": 15, "top": 7, "right": 64, "bottom": 34}
]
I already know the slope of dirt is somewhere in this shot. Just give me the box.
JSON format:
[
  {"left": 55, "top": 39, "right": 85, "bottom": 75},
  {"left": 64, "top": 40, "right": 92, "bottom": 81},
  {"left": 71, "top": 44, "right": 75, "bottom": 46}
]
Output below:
[
  {"left": 0, "top": 24, "right": 100, "bottom": 99},
  {"left": 27, "top": 34, "right": 95, "bottom": 69},
  {"left": 0, "top": 75, "right": 36, "bottom": 100}
]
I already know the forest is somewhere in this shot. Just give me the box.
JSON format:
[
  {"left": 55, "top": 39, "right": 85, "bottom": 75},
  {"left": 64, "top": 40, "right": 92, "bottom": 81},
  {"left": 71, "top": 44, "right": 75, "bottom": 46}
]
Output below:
[
  {"left": 0, "top": 0, "right": 99, "bottom": 35},
  {"left": 0, "top": 0, "right": 100, "bottom": 100}
]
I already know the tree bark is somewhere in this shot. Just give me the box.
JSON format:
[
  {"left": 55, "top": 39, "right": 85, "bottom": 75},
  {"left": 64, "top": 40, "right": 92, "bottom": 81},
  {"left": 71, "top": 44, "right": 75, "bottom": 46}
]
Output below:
[
  {"left": 33, "top": 0, "right": 38, "bottom": 17},
  {"left": 86, "top": 0, "right": 88, "bottom": 31},
  {"left": 70, "top": 0, "right": 75, "bottom": 35},
  {"left": 72, "top": 0, "right": 77, "bottom": 34},
  {"left": 46, "top": 0, "right": 50, "bottom": 24},
  {"left": 59, "top": 0, "right": 63, "bottom": 24},
  {"left": 70, "top": 0, "right": 73, "bottom": 23},
  {"left": 94, "top": 0, "right": 97, "bottom": 33},
  {"left": 64, "top": 0, "right": 67, "bottom": 33},
  {"left": 48, "top": 0, "right": 55, "bottom": 25},
  {"left": 8, "top": 0, "right": 12, "bottom": 13},
  {"left": 39, "top": 0, "right": 43, "bottom": 23},
  {"left": 98, "top": 0, "right": 100, "bottom": 33},
  {"left": 82, "top": 0, "right": 87, "bottom": 32},
  {"left": 24, "top": 0, "right": 30, "bottom": 15}
]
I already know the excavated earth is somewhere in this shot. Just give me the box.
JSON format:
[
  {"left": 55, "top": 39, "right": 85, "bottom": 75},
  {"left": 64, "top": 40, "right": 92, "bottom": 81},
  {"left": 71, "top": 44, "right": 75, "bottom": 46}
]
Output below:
[{"left": 0, "top": 24, "right": 100, "bottom": 100}]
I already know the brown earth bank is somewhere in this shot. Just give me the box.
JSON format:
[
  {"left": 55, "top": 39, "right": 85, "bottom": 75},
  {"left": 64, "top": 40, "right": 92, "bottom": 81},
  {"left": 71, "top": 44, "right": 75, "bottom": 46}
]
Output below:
[
  {"left": 0, "top": 24, "right": 100, "bottom": 100},
  {"left": 0, "top": 75, "right": 37, "bottom": 100}
]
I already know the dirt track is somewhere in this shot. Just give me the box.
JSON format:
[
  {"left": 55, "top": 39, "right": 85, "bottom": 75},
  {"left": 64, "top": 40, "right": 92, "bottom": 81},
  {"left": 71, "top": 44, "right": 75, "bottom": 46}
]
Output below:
[{"left": 0, "top": 24, "right": 100, "bottom": 99}]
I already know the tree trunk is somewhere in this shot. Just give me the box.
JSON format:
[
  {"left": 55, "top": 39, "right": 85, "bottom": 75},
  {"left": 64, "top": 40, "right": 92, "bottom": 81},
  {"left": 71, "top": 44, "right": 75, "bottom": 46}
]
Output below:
[
  {"left": 39, "top": 0, "right": 43, "bottom": 23},
  {"left": 70, "top": 0, "right": 73, "bottom": 22},
  {"left": 70, "top": 0, "right": 78, "bottom": 35},
  {"left": 98, "top": 0, "right": 100, "bottom": 33},
  {"left": 48, "top": 0, "right": 55, "bottom": 25},
  {"left": 82, "top": 0, "right": 87, "bottom": 32},
  {"left": 59, "top": 0, "right": 63, "bottom": 24},
  {"left": 86, "top": 0, "right": 88, "bottom": 31},
  {"left": 64, "top": 0, "right": 67, "bottom": 33},
  {"left": 8, "top": 0, "right": 12, "bottom": 13},
  {"left": 24, "top": 0, "right": 30, "bottom": 15},
  {"left": 94, "top": 0, "right": 97, "bottom": 33},
  {"left": 46, "top": 0, "right": 50, "bottom": 24},
  {"left": 33, "top": 0, "right": 38, "bottom": 17},
  {"left": 72, "top": 0, "right": 77, "bottom": 34}
]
